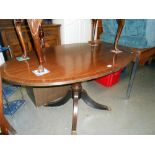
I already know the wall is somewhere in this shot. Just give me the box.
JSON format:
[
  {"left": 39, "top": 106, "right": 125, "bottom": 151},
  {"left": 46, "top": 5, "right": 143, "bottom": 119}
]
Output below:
[
  {"left": 0, "top": 52, "right": 5, "bottom": 66},
  {"left": 53, "top": 19, "right": 91, "bottom": 44}
]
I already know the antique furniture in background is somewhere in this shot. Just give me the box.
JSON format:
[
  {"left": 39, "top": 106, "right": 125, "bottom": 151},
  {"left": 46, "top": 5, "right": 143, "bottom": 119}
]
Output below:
[
  {"left": 0, "top": 42, "right": 135, "bottom": 134},
  {"left": 14, "top": 19, "right": 45, "bottom": 72},
  {"left": 90, "top": 19, "right": 125, "bottom": 52},
  {"left": 100, "top": 19, "right": 155, "bottom": 65},
  {"left": 100, "top": 19, "right": 155, "bottom": 98},
  {"left": 26, "top": 19, "right": 45, "bottom": 72},
  {"left": 14, "top": 19, "right": 28, "bottom": 59},
  {"left": 89, "top": 19, "right": 103, "bottom": 46},
  {"left": 0, "top": 20, "right": 61, "bottom": 57},
  {"left": 0, "top": 19, "right": 69, "bottom": 107},
  {"left": 113, "top": 19, "right": 125, "bottom": 51}
]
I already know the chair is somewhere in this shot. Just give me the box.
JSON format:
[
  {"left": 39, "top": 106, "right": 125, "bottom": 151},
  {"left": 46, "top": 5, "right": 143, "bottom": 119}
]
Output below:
[
  {"left": 0, "top": 44, "right": 25, "bottom": 115},
  {"left": 100, "top": 19, "right": 155, "bottom": 65}
]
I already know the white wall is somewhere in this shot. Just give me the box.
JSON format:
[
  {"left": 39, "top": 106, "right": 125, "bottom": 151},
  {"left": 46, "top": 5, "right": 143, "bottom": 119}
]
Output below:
[
  {"left": 0, "top": 53, "right": 5, "bottom": 66},
  {"left": 53, "top": 19, "right": 91, "bottom": 44}
]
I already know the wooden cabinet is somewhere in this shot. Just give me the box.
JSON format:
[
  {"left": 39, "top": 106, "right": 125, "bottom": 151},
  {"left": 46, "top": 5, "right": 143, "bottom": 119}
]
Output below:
[
  {"left": 43, "top": 25, "right": 61, "bottom": 47},
  {"left": 0, "top": 23, "right": 61, "bottom": 57},
  {"left": 0, "top": 20, "right": 70, "bottom": 107}
]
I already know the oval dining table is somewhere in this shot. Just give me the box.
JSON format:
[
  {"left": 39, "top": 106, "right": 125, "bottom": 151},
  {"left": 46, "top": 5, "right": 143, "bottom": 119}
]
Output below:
[{"left": 0, "top": 42, "right": 137, "bottom": 135}]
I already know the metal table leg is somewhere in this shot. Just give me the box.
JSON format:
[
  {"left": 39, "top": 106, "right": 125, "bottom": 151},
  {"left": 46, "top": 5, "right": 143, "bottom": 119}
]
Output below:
[{"left": 126, "top": 56, "right": 139, "bottom": 99}]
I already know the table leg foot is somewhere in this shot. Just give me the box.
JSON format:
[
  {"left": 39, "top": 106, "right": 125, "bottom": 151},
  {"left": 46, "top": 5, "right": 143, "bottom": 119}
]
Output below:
[
  {"left": 81, "top": 90, "right": 111, "bottom": 111},
  {"left": 45, "top": 90, "right": 72, "bottom": 107},
  {"left": 71, "top": 130, "right": 77, "bottom": 135}
]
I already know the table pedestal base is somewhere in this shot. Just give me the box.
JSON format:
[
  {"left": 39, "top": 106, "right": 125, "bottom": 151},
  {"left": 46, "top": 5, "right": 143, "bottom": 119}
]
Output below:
[{"left": 46, "top": 82, "right": 111, "bottom": 134}]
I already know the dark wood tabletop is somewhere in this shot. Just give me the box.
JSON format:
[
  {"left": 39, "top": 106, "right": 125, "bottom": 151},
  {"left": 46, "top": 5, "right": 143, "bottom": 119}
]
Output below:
[
  {"left": 0, "top": 42, "right": 133, "bottom": 87},
  {"left": 0, "top": 41, "right": 134, "bottom": 135}
]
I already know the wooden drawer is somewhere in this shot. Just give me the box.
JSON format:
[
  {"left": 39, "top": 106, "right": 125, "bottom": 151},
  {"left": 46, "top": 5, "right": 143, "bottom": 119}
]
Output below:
[
  {"left": 45, "top": 38, "right": 60, "bottom": 46},
  {"left": 43, "top": 27, "right": 59, "bottom": 36}
]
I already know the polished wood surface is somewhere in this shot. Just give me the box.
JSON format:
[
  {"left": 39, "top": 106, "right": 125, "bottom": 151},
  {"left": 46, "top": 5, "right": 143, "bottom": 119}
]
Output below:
[{"left": 1, "top": 42, "right": 133, "bottom": 87}]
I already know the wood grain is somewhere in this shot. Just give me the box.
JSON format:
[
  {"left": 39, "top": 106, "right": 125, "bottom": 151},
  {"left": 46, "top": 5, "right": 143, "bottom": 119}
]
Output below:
[{"left": 0, "top": 42, "right": 133, "bottom": 87}]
